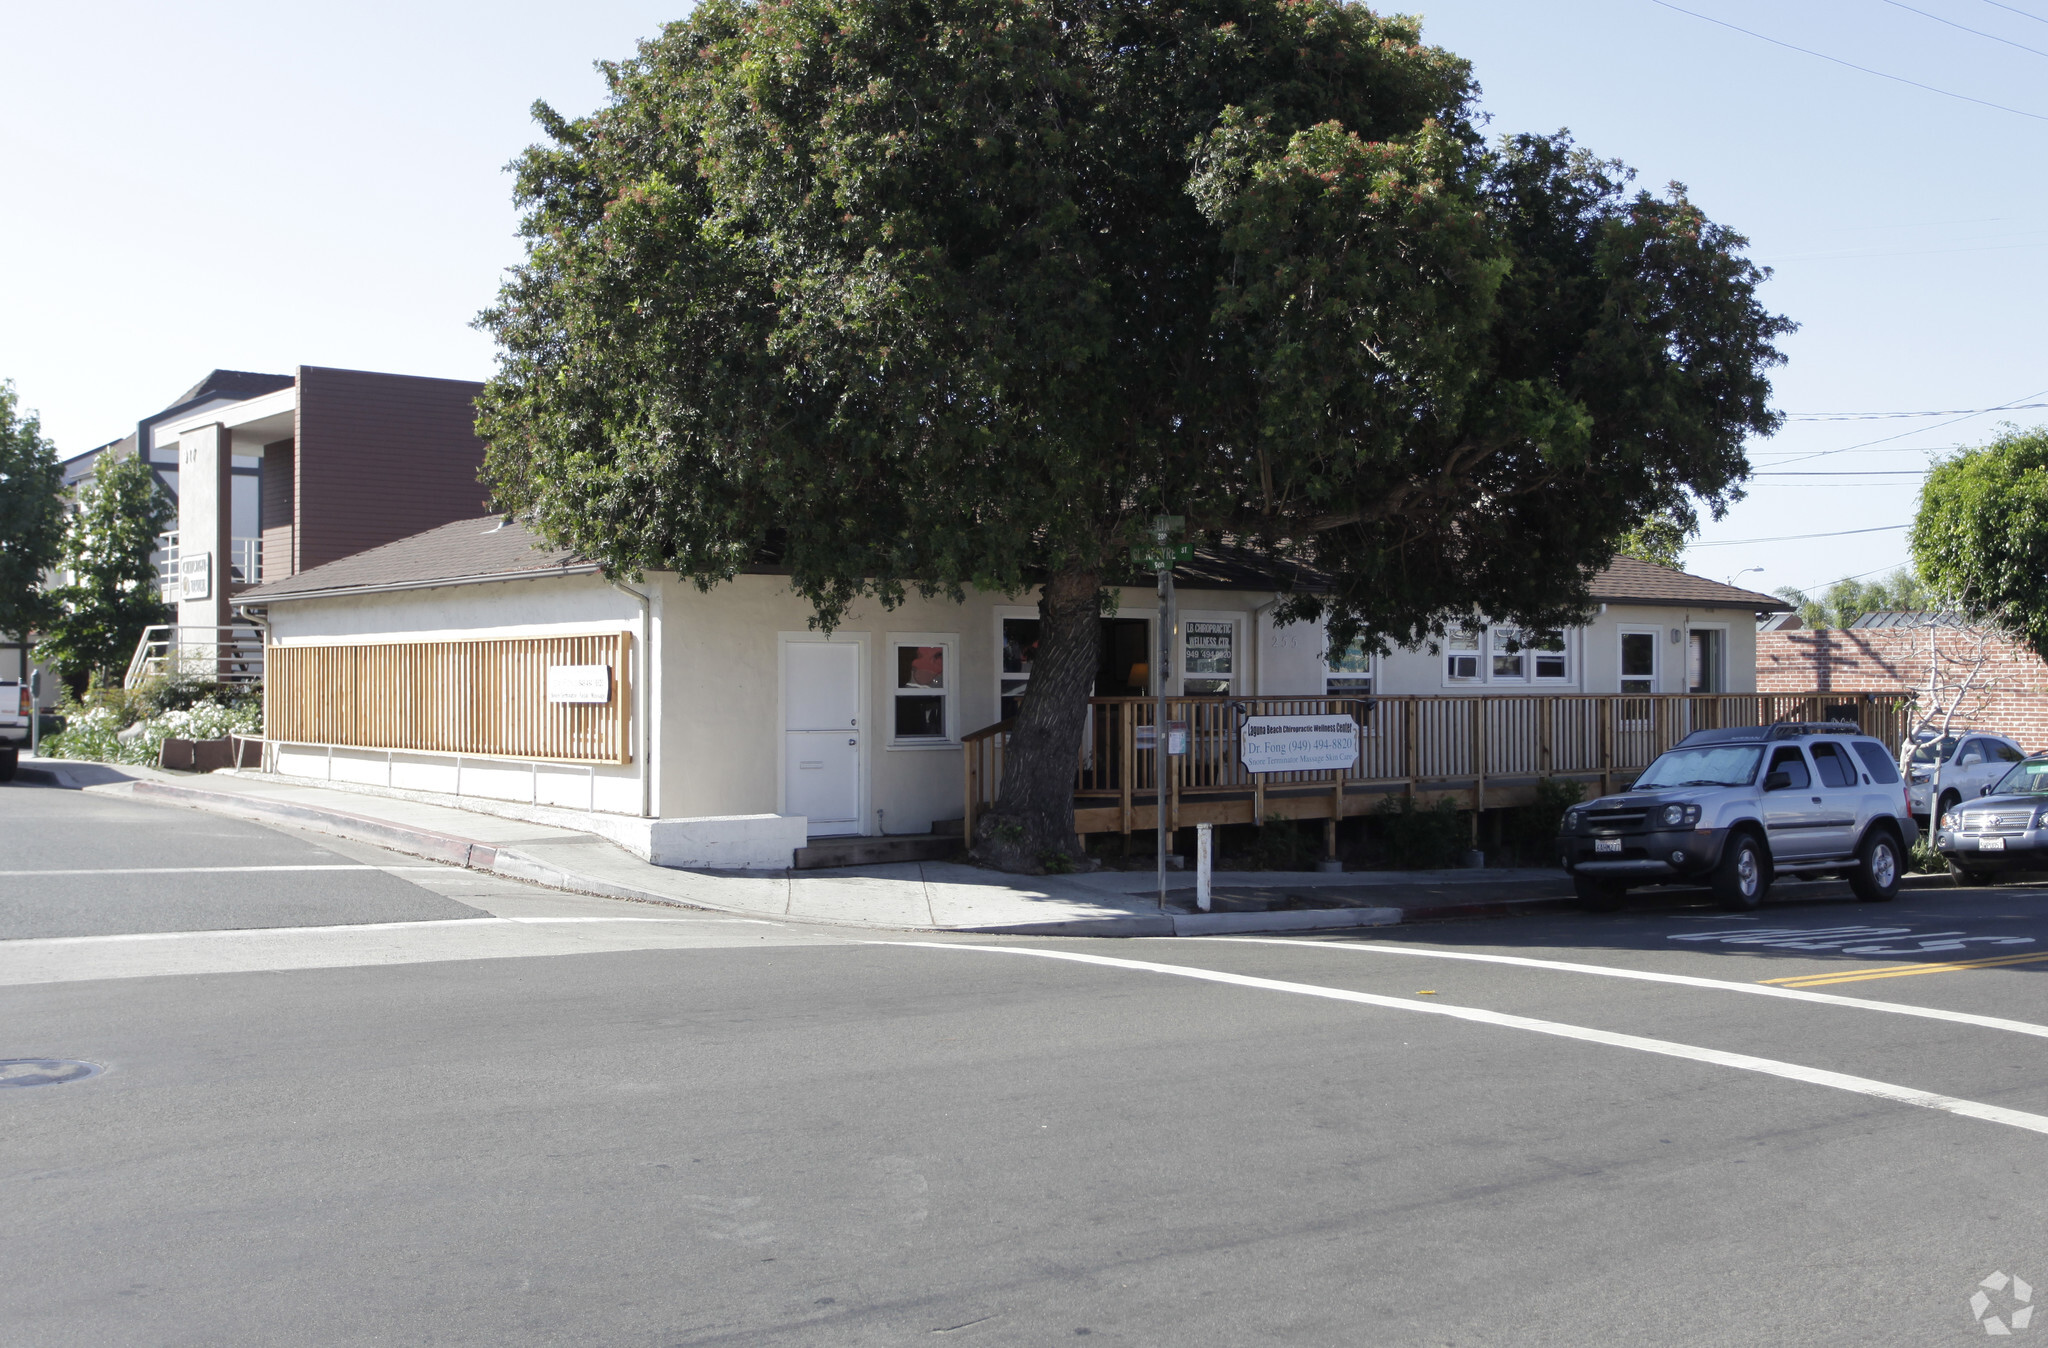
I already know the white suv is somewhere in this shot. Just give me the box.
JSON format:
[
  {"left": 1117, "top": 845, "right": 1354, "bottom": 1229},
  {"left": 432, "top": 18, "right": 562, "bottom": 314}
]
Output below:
[{"left": 1902, "top": 731, "right": 2027, "bottom": 824}]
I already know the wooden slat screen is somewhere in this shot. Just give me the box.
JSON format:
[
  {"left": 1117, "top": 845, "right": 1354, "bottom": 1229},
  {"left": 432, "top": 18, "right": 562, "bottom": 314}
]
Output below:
[{"left": 266, "top": 632, "right": 632, "bottom": 764}]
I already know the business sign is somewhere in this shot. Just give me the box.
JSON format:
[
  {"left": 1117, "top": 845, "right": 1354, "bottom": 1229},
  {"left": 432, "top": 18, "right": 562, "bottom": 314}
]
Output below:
[
  {"left": 546, "top": 664, "right": 613, "bottom": 704},
  {"left": 179, "top": 553, "right": 211, "bottom": 601},
  {"left": 1240, "top": 714, "right": 1359, "bottom": 773},
  {"left": 1134, "top": 720, "right": 1190, "bottom": 756}
]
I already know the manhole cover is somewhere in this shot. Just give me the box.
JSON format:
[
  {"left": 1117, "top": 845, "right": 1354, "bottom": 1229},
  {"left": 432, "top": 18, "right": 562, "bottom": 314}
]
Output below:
[{"left": 0, "top": 1059, "right": 103, "bottom": 1088}]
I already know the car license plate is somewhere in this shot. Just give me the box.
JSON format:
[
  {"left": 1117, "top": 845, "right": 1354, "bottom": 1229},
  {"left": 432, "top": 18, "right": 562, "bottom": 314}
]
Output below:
[
  {"left": 1982, "top": 837, "right": 2006, "bottom": 851},
  {"left": 1594, "top": 837, "right": 1621, "bottom": 853}
]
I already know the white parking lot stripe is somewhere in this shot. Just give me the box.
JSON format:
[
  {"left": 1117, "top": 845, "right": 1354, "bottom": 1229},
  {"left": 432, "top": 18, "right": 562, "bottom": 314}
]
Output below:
[
  {"left": 887, "top": 942, "right": 2048, "bottom": 1138},
  {"left": 0, "top": 865, "right": 377, "bottom": 876},
  {"left": 1200, "top": 937, "right": 2048, "bottom": 1042},
  {"left": 0, "top": 915, "right": 776, "bottom": 947}
]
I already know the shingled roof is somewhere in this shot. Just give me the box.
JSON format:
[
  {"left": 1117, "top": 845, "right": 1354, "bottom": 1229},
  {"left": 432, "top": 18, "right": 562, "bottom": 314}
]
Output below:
[
  {"left": 237, "top": 516, "right": 592, "bottom": 602},
  {"left": 1590, "top": 556, "right": 1788, "bottom": 611},
  {"left": 240, "top": 513, "right": 1787, "bottom": 613}
]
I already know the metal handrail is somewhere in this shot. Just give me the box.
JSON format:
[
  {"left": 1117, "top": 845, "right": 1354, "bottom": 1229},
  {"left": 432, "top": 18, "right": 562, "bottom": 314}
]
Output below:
[{"left": 123, "top": 624, "right": 266, "bottom": 689}]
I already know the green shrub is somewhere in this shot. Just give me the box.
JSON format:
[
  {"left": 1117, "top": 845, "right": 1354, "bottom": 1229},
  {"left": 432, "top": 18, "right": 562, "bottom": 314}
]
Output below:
[
  {"left": 1374, "top": 795, "right": 1469, "bottom": 870},
  {"left": 41, "top": 697, "right": 260, "bottom": 767},
  {"left": 1239, "top": 816, "right": 1318, "bottom": 870},
  {"left": 1503, "top": 777, "right": 1586, "bottom": 862},
  {"left": 1909, "top": 836, "right": 1944, "bottom": 875}
]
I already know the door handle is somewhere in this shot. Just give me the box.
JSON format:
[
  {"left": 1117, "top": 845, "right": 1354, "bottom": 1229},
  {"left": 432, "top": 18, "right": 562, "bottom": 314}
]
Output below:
[
  {"left": 1811, "top": 796, "right": 1823, "bottom": 804},
  {"left": 848, "top": 738, "right": 857, "bottom": 746}
]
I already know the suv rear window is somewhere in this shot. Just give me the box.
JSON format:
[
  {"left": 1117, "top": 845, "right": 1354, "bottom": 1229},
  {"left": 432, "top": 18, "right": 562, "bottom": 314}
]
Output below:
[
  {"left": 1810, "top": 742, "right": 1856, "bottom": 788},
  {"left": 1853, "top": 741, "right": 1901, "bottom": 784}
]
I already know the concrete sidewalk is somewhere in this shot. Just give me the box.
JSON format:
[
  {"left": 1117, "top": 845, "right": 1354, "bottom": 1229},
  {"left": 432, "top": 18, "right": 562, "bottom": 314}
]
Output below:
[{"left": 16, "top": 756, "right": 1589, "bottom": 935}]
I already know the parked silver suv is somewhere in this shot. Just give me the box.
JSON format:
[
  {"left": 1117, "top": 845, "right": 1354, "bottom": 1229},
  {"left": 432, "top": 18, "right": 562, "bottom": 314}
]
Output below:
[{"left": 1556, "top": 722, "right": 1917, "bottom": 911}]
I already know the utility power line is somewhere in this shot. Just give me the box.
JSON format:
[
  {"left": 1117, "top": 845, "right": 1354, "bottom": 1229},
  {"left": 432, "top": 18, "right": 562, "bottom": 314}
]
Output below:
[
  {"left": 1753, "top": 469, "right": 1929, "bottom": 476},
  {"left": 1785, "top": 403, "right": 2048, "bottom": 420},
  {"left": 1765, "top": 386, "right": 2048, "bottom": 467},
  {"left": 1647, "top": 0, "right": 2048, "bottom": 122},
  {"left": 1877, "top": 0, "right": 2048, "bottom": 59},
  {"left": 1690, "top": 524, "right": 1908, "bottom": 547},
  {"left": 1978, "top": 0, "right": 2048, "bottom": 28}
]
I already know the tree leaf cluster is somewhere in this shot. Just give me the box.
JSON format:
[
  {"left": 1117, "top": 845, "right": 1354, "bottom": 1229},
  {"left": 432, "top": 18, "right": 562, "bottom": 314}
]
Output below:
[
  {"left": 1912, "top": 426, "right": 2048, "bottom": 656},
  {"left": 477, "top": 0, "right": 1790, "bottom": 652},
  {"left": 0, "top": 381, "right": 66, "bottom": 642},
  {"left": 35, "top": 451, "right": 172, "bottom": 692},
  {"left": 1772, "top": 567, "right": 1933, "bottom": 633}
]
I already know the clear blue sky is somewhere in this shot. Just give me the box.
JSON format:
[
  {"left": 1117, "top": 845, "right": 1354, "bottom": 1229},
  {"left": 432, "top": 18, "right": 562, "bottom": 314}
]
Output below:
[{"left": 3, "top": 0, "right": 2042, "bottom": 599}]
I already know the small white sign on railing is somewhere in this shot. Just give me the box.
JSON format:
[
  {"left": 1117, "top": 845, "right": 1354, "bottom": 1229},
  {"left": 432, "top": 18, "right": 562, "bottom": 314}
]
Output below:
[
  {"left": 546, "top": 664, "right": 612, "bottom": 704},
  {"left": 1241, "top": 715, "right": 1360, "bottom": 773}
]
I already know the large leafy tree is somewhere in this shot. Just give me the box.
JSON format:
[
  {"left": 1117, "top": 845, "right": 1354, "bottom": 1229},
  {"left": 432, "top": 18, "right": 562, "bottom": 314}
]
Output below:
[
  {"left": 0, "top": 381, "right": 66, "bottom": 645},
  {"left": 478, "top": 0, "right": 1789, "bottom": 870},
  {"left": 1912, "top": 427, "right": 2048, "bottom": 653},
  {"left": 37, "top": 451, "right": 173, "bottom": 693}
]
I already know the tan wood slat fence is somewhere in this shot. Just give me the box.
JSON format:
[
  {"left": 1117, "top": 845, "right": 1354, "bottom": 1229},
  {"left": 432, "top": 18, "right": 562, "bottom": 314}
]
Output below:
[
  {"left": 266, "top": 633, "right": 632, "bottom": 764},
  {"left": 964, "top": 691, "right": 1913, "bottom": 839}
]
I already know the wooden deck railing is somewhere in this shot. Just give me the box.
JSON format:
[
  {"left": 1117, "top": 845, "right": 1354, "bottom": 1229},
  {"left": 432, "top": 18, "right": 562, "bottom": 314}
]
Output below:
[{"left": 963, "top": 691, "right": 1913, "bottom": 839}]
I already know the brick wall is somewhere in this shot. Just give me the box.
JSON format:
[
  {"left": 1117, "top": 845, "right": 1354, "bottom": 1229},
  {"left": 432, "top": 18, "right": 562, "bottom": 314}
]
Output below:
[
  {"left": 1757, "top": 626, "right": 2048, "bottom": 750},
  {"left": 293, "top": 366, "right": 490, "bottom": 574}
]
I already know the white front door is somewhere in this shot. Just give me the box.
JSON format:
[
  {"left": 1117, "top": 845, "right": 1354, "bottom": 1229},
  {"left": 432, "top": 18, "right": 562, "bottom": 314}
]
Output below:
[{"left": 784, "top": 641, "right": 862, "bottom": 836}]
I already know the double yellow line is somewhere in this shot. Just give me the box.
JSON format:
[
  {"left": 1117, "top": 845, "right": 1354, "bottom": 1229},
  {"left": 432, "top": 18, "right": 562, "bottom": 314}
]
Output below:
[{"left": 1763, "top": 950, "right": 2048, "bottom": 988}]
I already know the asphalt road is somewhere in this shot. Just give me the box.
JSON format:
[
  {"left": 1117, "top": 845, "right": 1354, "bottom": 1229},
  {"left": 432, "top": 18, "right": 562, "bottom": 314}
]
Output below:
[{"left": 7, "top": 781, "right": 2048, "bottom": 1345}]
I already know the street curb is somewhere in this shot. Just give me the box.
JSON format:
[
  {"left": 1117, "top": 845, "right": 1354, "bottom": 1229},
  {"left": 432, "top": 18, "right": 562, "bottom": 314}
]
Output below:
[
  {"left": 112, "top": 777, "right": 1640, "bottom": 936},
  {"left": 129, "top": 779, "right": 504, "bottom": 871}
]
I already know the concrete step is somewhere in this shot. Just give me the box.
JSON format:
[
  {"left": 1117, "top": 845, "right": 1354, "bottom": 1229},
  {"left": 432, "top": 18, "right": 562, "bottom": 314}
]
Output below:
[{"left": 794, "top": 833, "right": 964, "bottom": 870}]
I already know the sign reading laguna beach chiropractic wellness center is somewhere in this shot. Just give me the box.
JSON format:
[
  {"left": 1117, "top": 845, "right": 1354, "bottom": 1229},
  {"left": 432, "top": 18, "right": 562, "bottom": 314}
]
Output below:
[
  {"left": 1240, "top": 715, "right": 1360, "bottom": 773},
  {"left": 546, "top": 664, "right": 612, "bottom": 704}
]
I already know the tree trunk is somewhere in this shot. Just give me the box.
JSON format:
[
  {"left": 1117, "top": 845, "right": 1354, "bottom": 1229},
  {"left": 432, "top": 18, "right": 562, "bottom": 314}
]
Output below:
[{"left": 971, "top": 567, "right": 1102, "bottom": 873}]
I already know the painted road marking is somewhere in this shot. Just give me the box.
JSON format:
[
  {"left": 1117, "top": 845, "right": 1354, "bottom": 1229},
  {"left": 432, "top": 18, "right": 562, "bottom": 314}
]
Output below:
[
  {"left": 1765, "top": 951, "right": 2048, "bottom": 988},
  {"left": 1196, "top": 937, "right": 2048, "bottom": 1042},
  {"left": 1668, "top": 925, "right": 2036, "bottom": 955},
  {"left": 886, "top": 942, "right": 2048, "bottom": 1137},
  {"left": 0, "top": 864, "right": 379, "bottom": 876},
  {"left": 0, "top": 915, "right": 781, "bottom": 946}
]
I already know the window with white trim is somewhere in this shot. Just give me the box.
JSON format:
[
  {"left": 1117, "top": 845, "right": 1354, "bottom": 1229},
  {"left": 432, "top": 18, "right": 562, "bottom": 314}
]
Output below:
[
  {"left": 1182, "top": 620, "right": 1235, "bottom": 695},
  {"left": 1445, "top": 625, "right": 1482, "bottom": 683},
  {"left": 889, "top": 636, "right": 957, "bottom": 746},
  {"left": 1620, "top": 629, "right": 1657, "bottom": 696},
  {"left": 1326, "top": 639, "right": 1373, "bottom": 695},
  {"left": 998, "top": 617, "right": 1038, "bottom": 721}
]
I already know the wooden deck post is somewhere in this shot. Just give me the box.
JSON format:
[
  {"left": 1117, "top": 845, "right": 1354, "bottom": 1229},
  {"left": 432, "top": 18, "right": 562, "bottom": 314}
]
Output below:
[
  {"left": 1599, "top": 697, "right": 1613, "bottom": 798},
  {"left": 964, "top": 741, "right": 977, "bottom": 842},
  {"left": 1404, "top": 697, "right": 1420, "bottom": 802},
  {"left": 1539, "top": 695, "right": 1553, "bottom": 777},
  {"left": 1119, "top": 708, "right": 1134, "bottom": 838}
]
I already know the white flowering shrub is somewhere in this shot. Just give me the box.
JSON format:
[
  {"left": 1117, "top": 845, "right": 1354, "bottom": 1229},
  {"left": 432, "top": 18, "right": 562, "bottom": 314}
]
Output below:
[{"left": 42, "top": 699, "right": 260, "bottom": 767}]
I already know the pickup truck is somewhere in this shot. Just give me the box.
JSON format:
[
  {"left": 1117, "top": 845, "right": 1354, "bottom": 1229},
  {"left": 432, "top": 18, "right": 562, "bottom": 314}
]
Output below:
[{"left": 0, "top": 678, "right": 27, "bottom": 781}]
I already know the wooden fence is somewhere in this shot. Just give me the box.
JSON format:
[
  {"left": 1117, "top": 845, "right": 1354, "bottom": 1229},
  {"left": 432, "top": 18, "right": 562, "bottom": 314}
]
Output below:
[
  {"left": 266, "top": 633, "right": 632, "bottom": 764},
  {"left": 963, "top": 691, "right": 1913, "bottom": 840}
]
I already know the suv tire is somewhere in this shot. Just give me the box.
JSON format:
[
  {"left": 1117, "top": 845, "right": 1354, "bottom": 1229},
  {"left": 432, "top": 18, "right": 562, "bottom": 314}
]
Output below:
[
  {"left": 0, "top": 746, "right": 15, "bottom": 783},
  {"left": 1850, "top": 829, "right": 1901, "bottom": 902},
  {"left": 1713, "top": 831, "right": 1769, "bottom": 910},
  {"left": 1947, "top": 860, "right": 1995, "bottom": 888},
  {"left": 1573, "top": 876, "right": 1625, "bottom": 912}
]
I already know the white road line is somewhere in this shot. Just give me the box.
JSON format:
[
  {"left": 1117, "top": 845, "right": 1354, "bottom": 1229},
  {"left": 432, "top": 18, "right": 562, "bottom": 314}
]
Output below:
[
  {"left": 1198, "top": 937, "right": 2048, "bottom": 1042},
  {"left": 0, "top": 864, "right": 378, "bottom": 876},
  {"left": 884, "top": 942, "right": 2048, "bottom": 1138},
  {"left": 0, "top": 915, "right": 777, "bottom": 947}
]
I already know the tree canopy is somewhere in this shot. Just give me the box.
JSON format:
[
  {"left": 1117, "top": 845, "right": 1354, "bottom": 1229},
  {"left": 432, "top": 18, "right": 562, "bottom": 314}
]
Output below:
[
  {"left": 1772, "top": 568, "right": 1932, "bottom": 632},
  {"left": 36, "top": 451, "right": 172, "bottom": 693},
  {"left": 478, "top": 0, "right": 1790, "bottom": 868},
  {"left": 1912, "top": 426, "right": 2048, "bottom": 655},
  {"left": 0, "top": 381, "right": 66, "bottom": 643}
]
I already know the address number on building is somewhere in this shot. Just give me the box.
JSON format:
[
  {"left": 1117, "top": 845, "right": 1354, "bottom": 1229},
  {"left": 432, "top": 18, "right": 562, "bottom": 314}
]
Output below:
[{"left": 546, "top": 664, "right": 613, "bottom": 704}]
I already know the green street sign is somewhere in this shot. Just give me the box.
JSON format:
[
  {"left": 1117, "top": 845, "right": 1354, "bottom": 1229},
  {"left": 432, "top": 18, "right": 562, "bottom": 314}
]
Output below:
[{"left": 1131, "top": 542, "right": 1194, "bottom": 569}]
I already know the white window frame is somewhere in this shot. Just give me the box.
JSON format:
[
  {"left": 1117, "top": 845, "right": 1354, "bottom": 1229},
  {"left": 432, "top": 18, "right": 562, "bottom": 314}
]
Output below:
[
  {"left": 885, "top": 632, "right": 959, "bottom": 750},
  {"left": 1325, "top": 637, "right": 1373, "bottom": 697},
  {"left": 1179, "top": 611, "right": 1241, "bottom": 696},
  {"left": 1442, "top": 623, "right": 1483, "bottom": 686},
  {"left": 1618, "top": 626, "right": 1660, "bottom": 696},
  {"left": 994, "top": 606, "right": 1042, "bottom": 723},
  {"left": 1685, "top": 622, "right": 1731, "bottom": 695}
]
